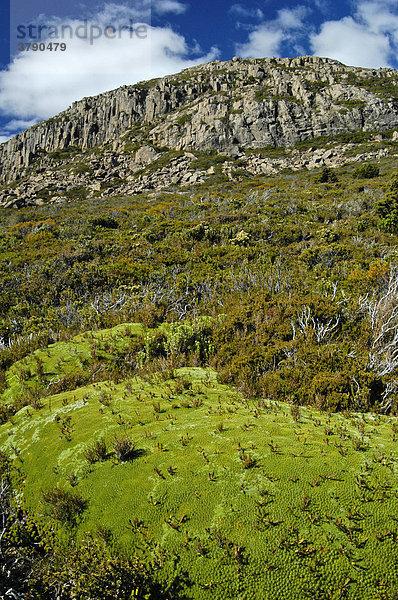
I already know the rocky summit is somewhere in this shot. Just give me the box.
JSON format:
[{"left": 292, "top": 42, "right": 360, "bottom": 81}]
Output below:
[{"left": 1, "top": 55, "right": 398, "bottom": 207}]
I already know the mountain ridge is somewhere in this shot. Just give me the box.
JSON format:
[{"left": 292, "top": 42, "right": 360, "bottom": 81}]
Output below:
[{"left": 1, "top": 55, "right": 398, "bottom": 207}]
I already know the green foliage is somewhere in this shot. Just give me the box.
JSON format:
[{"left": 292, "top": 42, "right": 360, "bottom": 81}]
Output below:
[
  {"left": 296, "top": 130, "right": 373, "bottom": 151},
  {"left": 43, "top": 536, "right": 153, "bottom": 600},
  {"left": 305, "top": 79, "right": 328, "bottom": 93},
  {"left": 175, "top": 112, "right": 192, "bottom": 127},
  {"left": 376, "top": 172, "right": 398, "bottom": 232},
  {"left": 0, "top": 453, "right": 161, "bottom": 599},
  {"left": 164, "top": 318, "right": 214, "bottom": 360},
  {"left": 113, "top": 435, "right": 136, "bottom": 461},
  {"left": 90, "top": 215, "right": 119, "bottom": 229},
  {"left": 189, "top": 150, "right": 229, "bottom": 170},
  {"left": 84, "top": 438, "right": 108, "bottom": 463},
  {"left": 335, "top": 99, "right": 366, "bottom": 109},
  {"left": 254, "top": 88, "right": 270, "bottom": 102},
  {"left": 144, "top": 329, "right": 166, "bottom": 359},
  {"left": 64, "top": 185, "right": 88, "bottom": 200},
  {"left": 47, "top": 146, "right": 80, "bottom": 160},
  {"left": 72, "top": 162, "right": 93, "bottom": 175},
  {"left": 2, "top": 363, "right": 398, "bottom": 598},
  {"left": 354, "top": 164, "right": 380, "bottom": 179},
  {"left": 41, "top": 486, "right": 87, "bottom": 526},
  {"left": 135, "top": 77, "right": 161, "bottom": 90},
  {"left": 346, "top": 72, "right": 398, "bottom": 100},
  {"left": 2, "top": 137, "right": 398, "bottom": 596},
  {"left": 314, "top": 167, "right": 339, "bottom": 183}
]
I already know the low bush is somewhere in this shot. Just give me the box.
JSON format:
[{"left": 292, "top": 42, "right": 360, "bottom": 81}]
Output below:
[
  {"left": 315, "top": 167, "right": 338, "bottom": 183},
  {"left": 84, "top": 438, "right": 108, "bottom": 464},
  {"left": 354, "top": 164, "right": 380, "bottom": 179},
  {"left": 113, "top": 435, "right": 135, "bottom": 461},
  {"left": 42, "top": 486, "right": 87, "bottom": 526}
]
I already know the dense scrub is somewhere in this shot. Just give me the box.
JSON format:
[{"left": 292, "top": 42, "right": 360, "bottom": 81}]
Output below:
[
  {"left": 2, "top": 156, "right": 398, "bottom": 598},
  {"left": 1, "top": 159, "right": 398, "bottom": 414}
]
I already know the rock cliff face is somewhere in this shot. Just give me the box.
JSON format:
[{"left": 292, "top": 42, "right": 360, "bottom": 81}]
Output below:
[
  {"left": 1, "top": 55, "right": 398, "bottom": 184},
  {"left": 0, "top": 55, "right": 398, "bottom": 207}
]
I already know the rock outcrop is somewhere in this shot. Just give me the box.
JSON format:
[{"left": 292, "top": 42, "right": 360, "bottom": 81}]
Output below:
[
  {"left": 2, "top": 56, "right": 398, "bottom": 182},
  {"left": 0, "top": 55, "right": 398, "bottom": 207}
]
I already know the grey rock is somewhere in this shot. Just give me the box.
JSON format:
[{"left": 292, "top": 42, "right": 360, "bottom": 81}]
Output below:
[
  {"left": 134, "top": 145, "right": 159, "bottom": 165},
  {"left": 1, "top": 55, "right": 398, "bottom": 184},
  {"left": 0, "top": 55, "right": 398, "bottom": 207}
]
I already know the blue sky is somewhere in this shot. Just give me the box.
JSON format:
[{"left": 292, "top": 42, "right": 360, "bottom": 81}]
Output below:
[{"left": 1, "top": 0, "right": 398, "bottom": 141}]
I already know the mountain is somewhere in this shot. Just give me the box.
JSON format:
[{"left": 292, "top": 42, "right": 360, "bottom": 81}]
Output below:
[
  {"left": 1, "top": 55, "right": 398, "bottom": 207},
  {"left": 3, "top": 55, "right": 398, "bottom": 599}
]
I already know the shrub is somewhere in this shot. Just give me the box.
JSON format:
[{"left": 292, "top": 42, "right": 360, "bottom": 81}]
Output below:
[
  {"left": 113, "top": 435, "right": 135, "bottom": 461},
  {"left": 47, "top": 372, "right": 89, "bottom": 394},
  {"left": 290, "top": 403, "right": 301, "bottom": 422},
  {"left": 136, "top": 302, "right": 167, "bottom": 328},
  {"left": 376, "top": 173, "right": 398, "bottom": 232},
  {"left": 174, "top": 376, "right": 192, "bottom": 394},
  {"left": 42, "top": 535, "right": 153, "bottom": 600},
  {"left": 65, "top": 186, "right": 88, "bottom": 200},
  {"left": 90, "top": 216, "right": 119, "bottom": 229},
  {"left": 240, "top": 452, "right": 257, "bottom": 469},
  {"left": 315, "top": 167, "right": 338, "bottom": 183},
  {"left": 311, "top": 371, "right": 351, "bottom": 411},
  {"left": 145, "top": 330, "right": 167, "bottom": 359},
  {"left": 165, "top": 318, "right": 214, "bottom": 362},
  {"left": 98, "top": 391, "right": 111, "bottom": 407},
  {"left": 84, "top": 438, "right": 108, "bottom": 464},
  {"left": 42, "top": 486, "right": 87, "bottom": 526},
  {"left": 354, "top": 164, "right": 380, "bottom": 179}
]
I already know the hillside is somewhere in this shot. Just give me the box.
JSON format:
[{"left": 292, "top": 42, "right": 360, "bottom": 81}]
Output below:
[
  {"left": 2, "top": 323, "right": 398, "bottom": 599},
  {"left": 1, "top": 56, "right": 398, "bottom": 207},
  {"left": 1, "top": 57, "right": 398, "bottom": 599}
]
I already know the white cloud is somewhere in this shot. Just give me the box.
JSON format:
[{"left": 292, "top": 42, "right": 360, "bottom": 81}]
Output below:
[
  {"left": 0, "top": 120, "right": 38, "bottom": 144},
  {"left": 236, "top": 27, "right": 284, "bottom": 58},
  {"left": 89, "top": 2, "right": 151, "bottom": 21},
  {"left": 356, "top": 1, "right": 398, "bottom": 40},
  {"left": 310, "top": 1, "right": 398, "bottom": 68},
  {"left": 229, "top": 4, "right": 264, "bottom": 20},
  {"left": 153, "top": 0, "right": 188, "bottom": 15},
  {"left": 277, "top": 7, "right": 306, "bottom": 29},
  {"left": 312, "top": 0, "right": 333, "bottom": 15},
  {"left": 2, "top": 118, "right": 38, "bottom": 131},
  {"left": 0, "top": 4, "right": 218, "bottom": 137},
  {"left": 310, "top": 17, "right": 391, "bottom": 67},
  {"left": 236, "top": 6, "right": 307, "bottom": 58},
  {"left": 235, "top": 0, "right": 398, "bottom": 67}
]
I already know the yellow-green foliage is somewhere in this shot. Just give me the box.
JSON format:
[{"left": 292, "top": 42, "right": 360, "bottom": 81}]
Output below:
[
  {"left": 2, "top": 324, "right": 398, "bottom": 598},
  {"left": 3, "top": 153, "right": 398, "bottom": 597},
  {"left": 1, "top": 157, "right": 398, "bottom": 415}
]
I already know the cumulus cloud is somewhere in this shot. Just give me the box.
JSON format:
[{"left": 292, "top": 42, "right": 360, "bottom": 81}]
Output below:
[
  {"left": 2, "top": 118, "right": 39, "bottom": 131},
  {"left": 68, "top": 2, "right": 152, "bottom": 24},
  {"left": 235, "top": 0, "right": 398, "bottom": 68},
  {"left": 310, "top": 0, "right": 398, "bottom": 67},
  {"left": 229, "top": 4, "right": 264, "bottom": 20},
  {"left": 312, "top": 0, "right": 333, "bottom": 15},
  {"left": 0, "top": 119, "right": 39, "bottom": 141},
  {"left": 356, "top": 1, "right": 398, "bottom": 41},
  {"left": 310, "top": 17, "right": 391, "bottom": 67},
  {"left": 153, "top": 0, "right": 188, "bottom": 15},
  {"left": 236, "top": 28, "right": 284, "bottom": 58},
  {"left": 236, "top": 6, "right": 308, "bottom": 58},
  {"left": 0, "top": 4, "right": 217, "bottom": 138}
]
